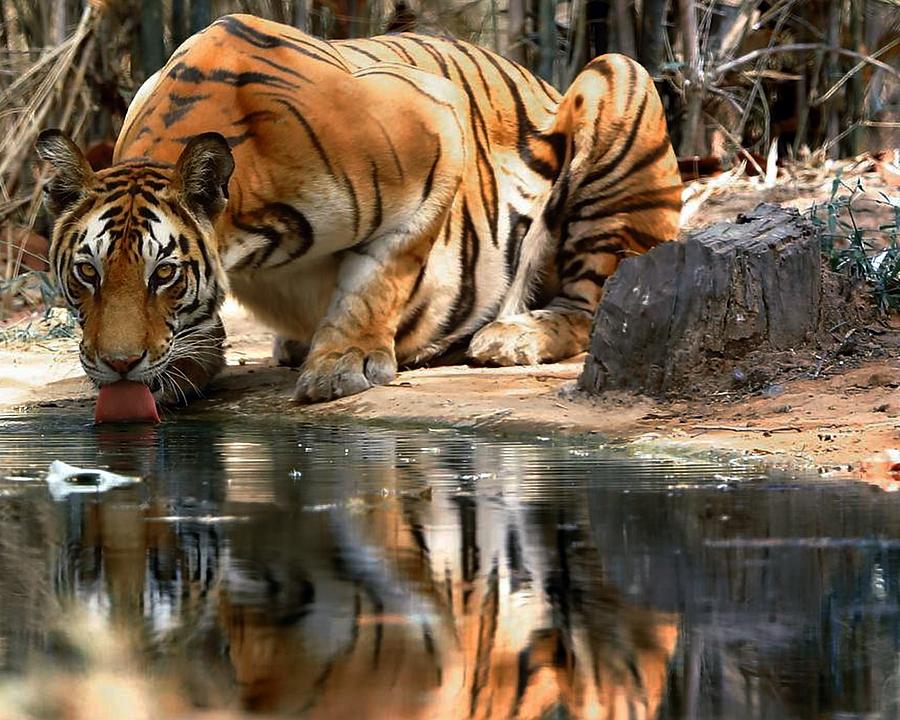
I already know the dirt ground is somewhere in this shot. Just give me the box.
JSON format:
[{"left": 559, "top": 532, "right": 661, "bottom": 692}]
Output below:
[{"left": 1, "top": 156, "right": 898, "bottom": 484}]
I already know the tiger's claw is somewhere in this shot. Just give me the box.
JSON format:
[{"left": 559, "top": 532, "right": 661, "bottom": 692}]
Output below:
[{"left": 293, "top": 346, "right": 397, "bottom": 403}]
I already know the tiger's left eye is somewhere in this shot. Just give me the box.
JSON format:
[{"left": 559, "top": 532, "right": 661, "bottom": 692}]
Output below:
[
  {"left": 74, "top": 261, "right": 98, "bottom": 285},
  {"left": 151, "top": 263, "right": 177, "bottom": 285}
]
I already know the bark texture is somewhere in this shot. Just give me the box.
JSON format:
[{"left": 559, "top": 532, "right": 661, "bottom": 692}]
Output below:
[{"left": 579, "top": 203, "right": 848, "bottom": 397}]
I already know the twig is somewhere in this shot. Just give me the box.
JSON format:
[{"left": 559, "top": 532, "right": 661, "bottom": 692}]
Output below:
[
  {"left": 704, "top": 112, "right": 766, "bottom": 176},
  {"left": 691, "top": 425, "right": 801, "bottom": 433},
  {"left": 715, "top": 43, "right": 900, "bottom": 81},
  {"left": 735, "top": 2, "right": 791, "bottom": 152}
]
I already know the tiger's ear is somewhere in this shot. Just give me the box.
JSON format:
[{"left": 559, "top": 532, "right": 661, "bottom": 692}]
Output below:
[
  {"left": 173, "top": 133, "right": 235, "bottom": 222},
  {"left": 34, "top": 129, "right": 95, "bottom": 216}
]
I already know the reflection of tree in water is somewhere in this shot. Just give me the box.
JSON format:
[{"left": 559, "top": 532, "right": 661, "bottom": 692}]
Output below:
[
  {"left": 586, "top": 478, "right": 900, "bottom": 719},
  {"left": 4, "top": 416, "right": 900, "bottom": 717}
]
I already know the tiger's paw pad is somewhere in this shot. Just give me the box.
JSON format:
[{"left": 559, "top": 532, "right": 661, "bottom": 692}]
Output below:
[
  {"left": 467, "top": 316, "right": 551, "bottom": 366},
  {"left": 293, "top": 346, "right": 397, "bottom": 403}
]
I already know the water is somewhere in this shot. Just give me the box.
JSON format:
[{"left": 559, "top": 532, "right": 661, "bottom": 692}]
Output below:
[{"left": 1, "top": 410, "right": 899, "bottom": 719}]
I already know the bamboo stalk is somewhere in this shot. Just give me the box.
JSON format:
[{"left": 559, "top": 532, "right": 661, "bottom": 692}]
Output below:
[
  {"left": 679, "top": 0, "right": 705, "bottom": 156},
  {"left": 824, "top": 1, "right": 841, "bottom": 159},
  {"left": 846, "top": 0, "right": 865, "bottom": 156},
  {"left": 612, "top": 0, "right": 636, "bottom": 58},
  {"left": 537, "top": 0, "right": 555, "bottom": 82},
  {"left": 506, "top": 0, "right": 526, "bottom": 64},
  {"left": 638, "top": 0, "right": 667, "bottom": 77}
]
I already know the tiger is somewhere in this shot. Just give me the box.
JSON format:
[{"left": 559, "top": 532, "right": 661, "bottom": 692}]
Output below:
[{"left": 36, "top": 13, "right": 681, "bottom": 405}]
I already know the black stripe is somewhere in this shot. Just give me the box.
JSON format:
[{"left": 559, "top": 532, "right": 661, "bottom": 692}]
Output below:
[
  {"left": 215, "top": 15, "right": 347, "bottom": 71},
  {"left": 232, "top": 202, "right": 314, "bottom": 270},
  {"left": 570, "top": 269, "right": 609, "bottom": 286},
  {"left": 161, "top": 93, "right": 209, "bottom": 128},
  {"left": 469, "top": 44, "right": 560, "bottom": 180},
  {"left": 401, "top": 36, "right": 450, "bottom": 76},
  {"left": 586, "top": 56, "right": 616, "bottom": 83},
  {"left": 353, "top": 68, "right": 459, "bottom": 112},
  {"left": 574, "top": 188, "right": 682, "bottom": 222},
  {"left": 367, "top": 162, "right": 383, "bottom": 237},
  {"left": 156, "top": 233, "right": 177, "bottom": 258},
  {"left": 378, "top": 37, "right": 418, "bottom": 65},
  {"left": 232, "top": 110, "right": 277, "bottom": 126},
  {"left": 577, "top": 93, "right": 650, "bottom": 191},
  {"left": 624, "top": 224, "right": 667, "bottom": 250},
  {"left": 446, "top": 53, "right": 499, "bottom": 246},
  {"left": 273, "top": 98, "right": 336, "bottom": 177},
  {"left": 98, "top": 205, "right": 123, "bottom": 221},
  {"left": 249, "top": 53, "right": 312, "bottom": 83},
  {"left": 372, "top": 117, "right": 404, "bottom": 179},
  {"left": 505, "top": 209, "right": 532, "bottom": 280},
  {"left": 340, "top": 44, "right": 383, "bottom": 63},
  {"left": 138, "top": 206, "right": 160, "bottom": 223},
  {"left": 421, "top": 145, "right": 441, "bottom": 203},
  {"left": 167, "top": 62, "right": 298, "bottom": 91},
  {"left": 569, "top": 139, "right": 675, "bottom": 216},
  {"left": 440, "top": 202, "right": 480, "bottom": 335}
]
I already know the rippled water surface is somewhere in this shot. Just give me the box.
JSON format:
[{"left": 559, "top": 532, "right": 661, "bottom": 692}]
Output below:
[{"left": 1, "top": 409, "right": 899, "bottom": 719}]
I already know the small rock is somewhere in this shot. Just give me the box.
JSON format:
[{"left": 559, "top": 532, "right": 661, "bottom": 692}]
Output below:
[{"left": 761, "top": 383, "right": 785, "bottom": 398}]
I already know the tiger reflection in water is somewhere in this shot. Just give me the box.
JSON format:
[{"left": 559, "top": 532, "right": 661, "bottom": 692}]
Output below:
[{"left": 3, "top": 429, "right": 677, "bottom": 719}]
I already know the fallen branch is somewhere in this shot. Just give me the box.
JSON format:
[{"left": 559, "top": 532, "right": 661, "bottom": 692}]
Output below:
[{"left": 691, "top": 425, "right": 801, "bottom": 433}]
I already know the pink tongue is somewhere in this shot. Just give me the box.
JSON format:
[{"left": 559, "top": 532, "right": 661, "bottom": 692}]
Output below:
[{"left": 95, "top": 381, "right": 160, "bottom": 424}]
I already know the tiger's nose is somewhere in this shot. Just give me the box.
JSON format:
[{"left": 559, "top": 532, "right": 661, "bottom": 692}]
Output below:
[{"left": 102, "top": 353, "right": 145, "bottom": 375}]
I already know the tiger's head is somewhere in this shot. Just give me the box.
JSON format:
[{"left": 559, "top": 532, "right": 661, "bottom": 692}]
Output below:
[{"left": 35, "top": 130, "right": 235, "bottom": 403}]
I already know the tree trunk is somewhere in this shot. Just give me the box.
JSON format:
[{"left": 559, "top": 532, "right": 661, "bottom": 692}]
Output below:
[
  {"left": 139, "top": 0, "right": 166, "bottom": 79},
  {"left": 824, "top": 0, "right": 842, "bottom": 159},
  {"left": 678, "top": 0, "right": 705, "bottom": 156},
  {"left": 537, "top": 0, "right": 556, "bottom": 83},
  {"left": 638, "top": 0, "right": 666, "bottom": 77},
  {"left": 172, "top": 0, "right": 187, "bottom": 48},
  {"left": 190, "top": 0, "right": 212, "bottom": 34},
  {"left": 506, "top": 0, "right": 526, "bottom": 64},
  {"left": 846, "top": 0, "right": 865, "bottom": 156},
  {"left": 292, "top": 0, "right": 309, "bottom": 31},
  {"left": 611, "top": 0, "right": 635, "bottom": 58},
  {"left": 585, "top": 0, "right": 610, "bottom": 58},
  {"left": 579, "top": 204, "right": 868, "bottom": 397}
]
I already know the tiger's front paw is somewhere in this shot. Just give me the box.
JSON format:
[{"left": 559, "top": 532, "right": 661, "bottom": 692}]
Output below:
[
  {"left": 467, "top": 310, "right": 589, "bottom": 366},
  {"left": 293, "top": 345, "right": 397, "bottom": 403}
]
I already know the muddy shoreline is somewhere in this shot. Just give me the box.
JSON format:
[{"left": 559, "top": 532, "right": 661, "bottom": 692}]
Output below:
[{"left": 2, "top": 301, "right": 898, "bottom": 486}]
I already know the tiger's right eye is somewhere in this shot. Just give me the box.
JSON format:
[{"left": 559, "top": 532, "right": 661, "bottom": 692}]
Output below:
[{"left": 74, "top": 261, "right": 98, "bottom": 284}]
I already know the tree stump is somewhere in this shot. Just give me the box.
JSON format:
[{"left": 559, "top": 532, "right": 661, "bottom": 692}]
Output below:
[{"left": 579, "top": 203, "right": 861, "bottom": 397}]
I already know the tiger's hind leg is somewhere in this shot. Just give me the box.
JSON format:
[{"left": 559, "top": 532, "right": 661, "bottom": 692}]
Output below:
[{"left": 468, "top": 54, "right": 682, "bottom": 366}]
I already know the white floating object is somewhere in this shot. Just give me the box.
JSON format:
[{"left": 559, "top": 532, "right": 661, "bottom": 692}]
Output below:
[{"left": 45, "top": 461, "right": 140, "bottom": 501}]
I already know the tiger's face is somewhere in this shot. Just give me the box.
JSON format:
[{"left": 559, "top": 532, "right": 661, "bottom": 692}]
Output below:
[{"left": 35, "top": 130, "right": 235, "bottom": 401}]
